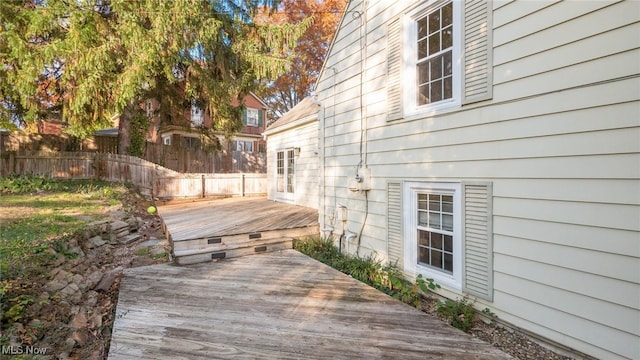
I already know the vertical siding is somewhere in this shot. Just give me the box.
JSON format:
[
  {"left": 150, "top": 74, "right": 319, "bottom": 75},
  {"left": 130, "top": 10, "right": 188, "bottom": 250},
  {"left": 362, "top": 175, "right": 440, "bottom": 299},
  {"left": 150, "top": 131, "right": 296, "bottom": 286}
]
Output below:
[{"left": 317, "top": 0, "right": 640, "bottom": 359}]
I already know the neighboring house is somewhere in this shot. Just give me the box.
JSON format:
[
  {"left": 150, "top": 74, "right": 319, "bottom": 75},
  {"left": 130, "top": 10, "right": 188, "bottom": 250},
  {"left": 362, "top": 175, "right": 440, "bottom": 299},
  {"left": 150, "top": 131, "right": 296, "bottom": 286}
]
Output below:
[
  {"left": 313, "top": 1, "right": 639, "bottom": 360},
  {"left": 152, "top": 92, "right": 268, "bottom": 153},
  {"left": 264, "top": 96, "right": 320, "bottom": 208},
  {"left": 37, "top": 111, "right": 64, "bottom": 135}
]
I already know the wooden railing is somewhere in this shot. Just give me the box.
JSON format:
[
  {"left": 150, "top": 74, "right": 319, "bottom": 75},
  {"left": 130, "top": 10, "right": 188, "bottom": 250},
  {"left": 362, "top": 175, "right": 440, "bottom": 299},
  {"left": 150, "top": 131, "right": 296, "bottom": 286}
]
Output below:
[{"left": 0, "top": 151, "right": 267, "bottom": 199}]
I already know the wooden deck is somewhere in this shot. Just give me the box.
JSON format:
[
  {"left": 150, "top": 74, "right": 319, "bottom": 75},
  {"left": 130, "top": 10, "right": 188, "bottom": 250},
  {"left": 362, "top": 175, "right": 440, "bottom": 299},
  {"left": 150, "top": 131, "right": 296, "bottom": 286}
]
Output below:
[
  {"left": 158, "top": 197, "right": 319, "bottom": 264},
  {"left": 108, "top": 250, "right": 511, "bottom": 359}
]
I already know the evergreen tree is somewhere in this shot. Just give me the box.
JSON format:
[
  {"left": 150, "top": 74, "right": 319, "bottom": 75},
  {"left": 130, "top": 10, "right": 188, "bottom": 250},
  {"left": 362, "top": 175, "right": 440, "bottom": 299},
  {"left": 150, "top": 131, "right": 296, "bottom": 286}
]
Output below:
[{"left": 0, "top": 0, "right": 309, "bottom": 153}]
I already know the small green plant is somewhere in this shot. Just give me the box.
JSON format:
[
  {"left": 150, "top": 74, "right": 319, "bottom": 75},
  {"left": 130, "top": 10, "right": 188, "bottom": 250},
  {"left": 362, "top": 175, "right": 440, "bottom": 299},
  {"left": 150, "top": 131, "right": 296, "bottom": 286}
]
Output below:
[
  {"left": 481, "top": 307, "right": 498, "bottom": 327},
  {"left": 3, "top": 294, "right": 35, "bottom": 323},
  {"left": 0, "top": 174, "right": 52, "bottom": 194},
  {"left": 294, "top": 236, "right": 441, "bottom": 307},
  {"left": 136, "top": 248, "right": 149, "bottom": 257},
  {"left": 416, "top": 274, "right": 440, "bottom": 292},
  {"left": 436, "top": 296, "right": 476, "bottom": 332},
  {"left": 151, "top": 252, "right": 168, "bottom": 260}
]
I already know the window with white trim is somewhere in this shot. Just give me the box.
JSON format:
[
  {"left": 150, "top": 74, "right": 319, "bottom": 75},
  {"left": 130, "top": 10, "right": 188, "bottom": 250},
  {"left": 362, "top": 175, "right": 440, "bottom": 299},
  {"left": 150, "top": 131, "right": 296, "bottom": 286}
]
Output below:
[
  {"left": 403, "top": 0, "right": 461, "bottom": 115},
  {"left": 235, "top": 140, "right": 253, "bottom": 152},
  {"left": 404, "top": 182, "right": 462, "bottom": 290},
  {"left": 246, "top": 108, "right": 259, "bottom": 126},
  {"left": 145, "top": 100, "right": 153, "bottom": 117},
  {"left": 191, "top": 102, "right": 204, "bottom": 127}
]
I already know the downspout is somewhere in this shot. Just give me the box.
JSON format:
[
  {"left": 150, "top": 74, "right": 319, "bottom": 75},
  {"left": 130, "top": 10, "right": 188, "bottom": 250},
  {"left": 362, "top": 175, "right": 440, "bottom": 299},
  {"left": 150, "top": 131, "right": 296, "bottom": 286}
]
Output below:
[
  {"left": 355, "top": 0, "right": 369, "bottom": 256},
  {"left": 321, "top": 68, "right": 339, "bottom": 241}
]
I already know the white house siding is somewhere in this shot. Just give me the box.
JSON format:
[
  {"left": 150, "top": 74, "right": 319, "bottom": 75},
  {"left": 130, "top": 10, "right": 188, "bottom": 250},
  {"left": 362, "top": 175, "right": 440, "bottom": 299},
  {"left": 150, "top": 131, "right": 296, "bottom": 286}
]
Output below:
[
  {"left": 266, "top": 121, "right": 319, "bottom": 209},
  {"left": 316, "top": 1, "right": 640, "bottom": 359}
]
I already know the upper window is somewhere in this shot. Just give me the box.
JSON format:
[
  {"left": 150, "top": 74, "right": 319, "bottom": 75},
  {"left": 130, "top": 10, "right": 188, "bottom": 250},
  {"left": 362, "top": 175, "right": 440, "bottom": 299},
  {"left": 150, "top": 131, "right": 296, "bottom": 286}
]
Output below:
[
  {"left": 416, "top": 2, "right": 453, "bottom": 106},
  {"left": 191, "top": 102, "right": 204, "bottom": 127},
  {"left": 246, "top": 108, "right": 259, "bottom": 126},
  {"left": 404, "top": 181, "right": 461, "bottom": 290},
  {"left": 145, "top": 100, "right": 154, "bottom": 117},
  {"left": 404, "top": 0, "right": 461, "bottom": 115}
]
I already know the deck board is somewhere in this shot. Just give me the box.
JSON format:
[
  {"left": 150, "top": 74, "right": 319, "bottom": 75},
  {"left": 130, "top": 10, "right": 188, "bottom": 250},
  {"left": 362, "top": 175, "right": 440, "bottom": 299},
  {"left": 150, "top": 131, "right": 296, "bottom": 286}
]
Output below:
[
  {"left": 158, "top": 197, "right": 318, "bottom": 242},
  {"left": 108, "top": 250, "right": 511, "bottom": 359}
]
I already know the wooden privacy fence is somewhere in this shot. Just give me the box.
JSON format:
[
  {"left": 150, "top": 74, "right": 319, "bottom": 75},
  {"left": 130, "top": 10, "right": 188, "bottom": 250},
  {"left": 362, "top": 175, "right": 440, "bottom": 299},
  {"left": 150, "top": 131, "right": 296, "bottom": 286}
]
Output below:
[{"left": 0, "top": 151, "right": 267, "bottom": 199}]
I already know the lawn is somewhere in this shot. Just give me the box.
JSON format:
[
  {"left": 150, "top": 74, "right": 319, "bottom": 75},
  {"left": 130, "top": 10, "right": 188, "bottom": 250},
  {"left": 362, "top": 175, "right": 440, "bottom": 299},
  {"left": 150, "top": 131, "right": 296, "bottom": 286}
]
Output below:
[{"left": 0, "top": 176, "right": 126, "bottom": 281}]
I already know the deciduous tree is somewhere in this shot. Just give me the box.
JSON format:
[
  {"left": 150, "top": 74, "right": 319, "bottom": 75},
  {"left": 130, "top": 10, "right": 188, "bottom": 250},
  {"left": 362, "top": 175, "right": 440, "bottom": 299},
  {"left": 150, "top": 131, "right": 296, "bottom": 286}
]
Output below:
[{"left": 255, "top": 0, "right": 347, "bottom": 119}]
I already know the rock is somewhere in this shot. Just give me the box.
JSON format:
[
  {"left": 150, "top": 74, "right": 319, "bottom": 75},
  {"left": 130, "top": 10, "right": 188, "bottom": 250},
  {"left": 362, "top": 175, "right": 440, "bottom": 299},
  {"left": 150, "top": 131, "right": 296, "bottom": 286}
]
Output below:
[
  {"left": 44, "top": 269, "right": 71, "bottom": 292},
  {"left": 119, "top": 233, "right": 142, "bottom": 244},
  {"left": 136, "top": 237, "right": 162, "bottom": 250},
  {"left": 67, "top": 238, "right": 79, "bottom": 249},
  {"left": 87, "top": 235, "right": 106, "bottom": 249},
  {"left": 71, "top": 330, "right": 87, "bottom": 347},
  {"left": 131, "top": 256, "right": 155, "bottom": 267},
  {"left": 71, "top": 273, "right": 84, "bottom": 285},
  {"left": 87, "top": 220, "right": 109, "bottom": 228},
  {"left": 113, "top": 247, "right": 129, "bottom": 257},
  {"left": 126, "top": 218, "right": 138, "bottom": 229},
  {"left": 44, "top": 279, "right": 67, "bottom": 293},
  {"left": 80, "top": 271, "right": 104, "bottom": 292},
  {"left": 150, "top": 246, "right": 167, "bottom": 257},
  {"left": 94, "top": 266, "right": 123, "bottom": 292},
  {"left": 60, "top": 283, "right": 82, "bottom": 303},
  {"left": 85, "top": 291, "right": 100, "bottom": 308},
  {"left": 109, "top": 220, "right": 129, "bottom": 232},
  {"left": 68, "top": 245, "right": 85, "bottom": 258},
  {"left": 88, "top": 312, "right": 103, "bottom": 330},
  {"left": 114, "top": 229, "right": 131, "bottom": 240},
  {"left": 70, "top": 310, "right": 87, "bottom": 329}
]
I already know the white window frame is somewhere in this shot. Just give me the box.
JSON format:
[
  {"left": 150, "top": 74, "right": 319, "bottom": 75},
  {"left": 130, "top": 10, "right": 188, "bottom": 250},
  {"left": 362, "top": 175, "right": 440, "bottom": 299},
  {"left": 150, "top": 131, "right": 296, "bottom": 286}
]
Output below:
[
  {"left": 145, "top": 100, "right": 153, "bottom": 117},
  {"left": 403, "top": 0, "right": 462, "bottom": 117},
  {"left": 403, "top": 181, "right": 462, "bottom": 290},
  {"left": 246, "top": 108, "right": 259, "bottom": 126},
  {"left": 191, "top": 102, "right": 204, "bottom": 127},
  {"left": 236, "top": 140, "right": 253, "bottom": 152},
  {"left": 162, "top": 135, "right": 171, "bottom": 146}
]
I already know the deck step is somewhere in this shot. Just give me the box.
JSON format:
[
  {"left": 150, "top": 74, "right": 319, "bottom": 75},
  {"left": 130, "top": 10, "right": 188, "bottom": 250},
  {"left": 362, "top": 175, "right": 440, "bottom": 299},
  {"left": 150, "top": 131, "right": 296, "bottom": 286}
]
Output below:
[
  {"left": 173, "top": 236, "right": 294, "bottom": 265},
  {"left": 171, "top": 225, "right": 318, "bottom": 253}
]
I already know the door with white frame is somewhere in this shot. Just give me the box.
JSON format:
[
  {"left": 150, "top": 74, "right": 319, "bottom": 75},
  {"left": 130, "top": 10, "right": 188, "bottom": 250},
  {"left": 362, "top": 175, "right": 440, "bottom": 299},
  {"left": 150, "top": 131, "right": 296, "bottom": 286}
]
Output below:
[{"left": 276, "top": 148, "right": 295, "bottom": 202}]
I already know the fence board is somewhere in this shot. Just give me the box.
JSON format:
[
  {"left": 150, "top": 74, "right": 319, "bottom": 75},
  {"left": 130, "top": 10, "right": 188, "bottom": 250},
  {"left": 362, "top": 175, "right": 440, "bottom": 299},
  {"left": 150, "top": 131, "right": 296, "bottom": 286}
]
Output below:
[{"left": 0, "top": 152, "right": 266, "bottom": 199}]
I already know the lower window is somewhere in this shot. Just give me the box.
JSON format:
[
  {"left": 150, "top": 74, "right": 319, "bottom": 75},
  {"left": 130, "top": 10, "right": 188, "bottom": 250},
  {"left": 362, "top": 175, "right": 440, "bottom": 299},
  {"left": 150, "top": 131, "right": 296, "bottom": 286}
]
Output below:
[{"left": 404, "top": 182, "right": 461, "bottom": 290}]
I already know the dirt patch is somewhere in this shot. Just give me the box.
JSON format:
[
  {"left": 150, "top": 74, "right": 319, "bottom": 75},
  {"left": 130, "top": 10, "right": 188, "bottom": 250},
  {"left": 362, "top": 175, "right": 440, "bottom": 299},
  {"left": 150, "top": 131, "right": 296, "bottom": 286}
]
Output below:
[{"left": 0, "top": 191, "right": 169, "bottom": 359}]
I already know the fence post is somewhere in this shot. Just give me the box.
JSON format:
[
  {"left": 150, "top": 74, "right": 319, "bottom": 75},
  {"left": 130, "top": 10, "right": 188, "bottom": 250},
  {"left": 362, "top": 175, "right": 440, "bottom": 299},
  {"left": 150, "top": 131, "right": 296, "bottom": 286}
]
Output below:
[
  {"left": 201, "top": 174, "right": 205, "bottom": 198},
  {"left": 9, "top": 151, "right": 16, "bottom": 174},
  {"left": 241, "top": 173, "right": 245, "bottom": 197}
]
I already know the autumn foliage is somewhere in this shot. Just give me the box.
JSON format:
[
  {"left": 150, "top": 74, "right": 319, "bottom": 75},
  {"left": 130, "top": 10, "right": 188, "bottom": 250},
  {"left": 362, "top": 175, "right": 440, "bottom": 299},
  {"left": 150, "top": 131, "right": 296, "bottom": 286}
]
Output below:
[{"left": 256, "top": 0, "right": 348, "bottom": 119}]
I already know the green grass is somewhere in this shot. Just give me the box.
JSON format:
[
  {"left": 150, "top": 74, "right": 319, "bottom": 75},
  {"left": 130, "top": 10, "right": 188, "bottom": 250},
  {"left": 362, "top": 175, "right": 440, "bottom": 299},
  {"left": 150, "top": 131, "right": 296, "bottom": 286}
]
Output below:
[{"left": 0, "top": 177, "right": 126, "bottom": 280}]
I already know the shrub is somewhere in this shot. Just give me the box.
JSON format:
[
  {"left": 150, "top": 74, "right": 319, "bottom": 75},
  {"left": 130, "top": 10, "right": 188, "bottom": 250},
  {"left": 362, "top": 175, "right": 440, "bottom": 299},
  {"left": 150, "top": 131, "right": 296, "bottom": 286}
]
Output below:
[
  {"left": 436, "top": 296, "right": 476, "bottom": 332},
  {"left": 293, "top": 236, "right": 439, "bottom": 307}
]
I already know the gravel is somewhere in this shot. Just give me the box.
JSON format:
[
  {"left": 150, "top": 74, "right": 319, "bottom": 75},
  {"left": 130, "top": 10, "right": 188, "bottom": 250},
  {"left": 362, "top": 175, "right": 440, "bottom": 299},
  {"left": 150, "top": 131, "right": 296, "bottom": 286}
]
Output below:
[{"left": 418, "top": 297, "right": 576, "bottom": 360}]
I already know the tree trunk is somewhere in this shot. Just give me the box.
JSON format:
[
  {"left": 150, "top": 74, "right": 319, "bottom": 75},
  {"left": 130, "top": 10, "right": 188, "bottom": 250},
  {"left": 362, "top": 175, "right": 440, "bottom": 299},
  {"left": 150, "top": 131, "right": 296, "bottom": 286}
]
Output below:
[{"left": 117, "top": 103, "right": 136, "bottom": 155}]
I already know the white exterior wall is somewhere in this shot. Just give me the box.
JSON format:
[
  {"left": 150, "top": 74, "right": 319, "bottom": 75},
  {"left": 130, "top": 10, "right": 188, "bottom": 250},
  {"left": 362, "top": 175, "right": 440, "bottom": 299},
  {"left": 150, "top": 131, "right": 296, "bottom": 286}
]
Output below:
[
  {"left": 266, "top": 120, "right": 319, "bottom": 209},
  {"left": 316, "top": 1, "right": 640, "bottom": 359}
]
